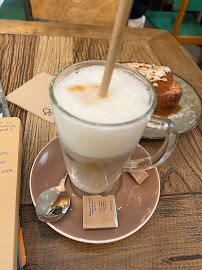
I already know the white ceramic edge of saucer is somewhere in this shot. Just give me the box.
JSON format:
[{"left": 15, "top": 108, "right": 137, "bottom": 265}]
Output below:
[
  {"left": 30, "top": 137, "right": 161, "bottom": 244},
  {"left": 29, "top": 136, "right": 58, "bottom": 208}
]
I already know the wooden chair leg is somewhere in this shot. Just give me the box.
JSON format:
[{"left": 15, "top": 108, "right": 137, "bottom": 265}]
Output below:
[{"left": 198, "top": 47, "right": 202, "bottom": 63}]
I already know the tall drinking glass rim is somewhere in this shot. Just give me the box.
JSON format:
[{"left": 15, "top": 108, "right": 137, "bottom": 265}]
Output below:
[{"left": 49, "top": 60, "right": 157, "bottom": 127}]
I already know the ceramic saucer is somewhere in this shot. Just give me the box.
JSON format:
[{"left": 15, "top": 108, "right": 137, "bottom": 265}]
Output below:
[{"left": 30, "top": 137, "right": 160, "bottom": 244}]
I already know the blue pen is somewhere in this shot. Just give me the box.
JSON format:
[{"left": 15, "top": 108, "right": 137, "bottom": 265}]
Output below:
[
  {"left": 0, "top": 80, "right": 10, "bottom": 117},
  {"left": 0, "top": 96, "right": 3, "bottom": 118}
]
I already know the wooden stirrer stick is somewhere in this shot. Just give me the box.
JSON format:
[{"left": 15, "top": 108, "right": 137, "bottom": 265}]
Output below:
[{"left": 99, "top": 0, "right": 134, "bottom": 97}]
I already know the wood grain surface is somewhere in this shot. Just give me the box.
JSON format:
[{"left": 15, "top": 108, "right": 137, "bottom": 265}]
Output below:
[
  {"left": 20, "top": 193, "right": 202, "bottom": 269},
  {"left": 0, "top": 19, "right": 168, "bottom": 39},
  {"left": 0, "top": 20, "right": 201, "bottom": 269}
]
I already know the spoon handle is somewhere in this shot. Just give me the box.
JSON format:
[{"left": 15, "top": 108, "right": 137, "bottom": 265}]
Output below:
[{"left": 57, "top": 171, "right": 68, "bottom": 192}]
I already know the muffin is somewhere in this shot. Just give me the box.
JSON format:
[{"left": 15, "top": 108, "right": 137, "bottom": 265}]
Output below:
[{"left": 125, "top": 62, "right": 182, "bottom": 110}]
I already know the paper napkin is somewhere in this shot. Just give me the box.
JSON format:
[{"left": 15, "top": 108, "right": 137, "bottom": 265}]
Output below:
[{"left": 6, "top": 73, "right": 54, "bottom": 123}]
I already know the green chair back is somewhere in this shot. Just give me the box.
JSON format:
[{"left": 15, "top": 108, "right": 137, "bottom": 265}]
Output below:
[
  {"left": 145, "top": 0, "right": 202, "bottom": 43},
  {"left": 173, "top": 0, "right": 202, "bottom": 12},
  {"left": 0, "top": 0, "right": 26, "bottom": 20}
]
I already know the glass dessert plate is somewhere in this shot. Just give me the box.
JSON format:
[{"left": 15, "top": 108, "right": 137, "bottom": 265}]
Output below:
[
  {"left": 143, "top": 74, "right": 201, "bottom": 139},
  {"left": 121, "top": 62, "right": 201, "bottom": 139}
]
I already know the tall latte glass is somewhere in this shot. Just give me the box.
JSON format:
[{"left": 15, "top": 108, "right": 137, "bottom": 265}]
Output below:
[{"left": 49, "top": 61, "right": 178, "bottom": 194}]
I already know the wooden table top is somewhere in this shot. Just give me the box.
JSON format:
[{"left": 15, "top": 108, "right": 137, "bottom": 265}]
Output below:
[{"left": 0, "top": 19, "right": 201, "bottom": 269}]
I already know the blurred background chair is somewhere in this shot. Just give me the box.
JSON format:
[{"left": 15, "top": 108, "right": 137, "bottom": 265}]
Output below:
[
  {"left": 1, "top": 0, "right": 201, "bottom": 65},
  {"left": 145, "top": 0, "right": 202, "bottom": 45},
  {"left": 0, "top": 0, "right": 26, "bottom": 20},
  {"left": 28, "top": 0, "right": 119, "bottom": 26}
]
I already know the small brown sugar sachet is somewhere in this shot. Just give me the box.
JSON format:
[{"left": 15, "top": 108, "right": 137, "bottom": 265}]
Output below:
[
  {"left": 129, "top": 170, "right": 149, "bottom": 185},
  {"left": 83, "top": 195, "right": 118, "bottom": 229}
]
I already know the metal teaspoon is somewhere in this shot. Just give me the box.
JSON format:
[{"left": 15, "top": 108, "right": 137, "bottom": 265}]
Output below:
[{"left": 35, "top": 172, "right": 70, "bottom": 222}]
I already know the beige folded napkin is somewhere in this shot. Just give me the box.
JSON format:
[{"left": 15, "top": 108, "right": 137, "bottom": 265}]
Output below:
[{"left": 6, "top": 73, "right": 54, "bottom": 123}]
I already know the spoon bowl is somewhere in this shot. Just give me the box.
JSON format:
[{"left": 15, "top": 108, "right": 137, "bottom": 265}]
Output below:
[{"left": 35, "top": 172, "right": 70, "bottom": 222}]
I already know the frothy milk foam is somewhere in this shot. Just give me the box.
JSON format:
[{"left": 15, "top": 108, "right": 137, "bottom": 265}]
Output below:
[{"left": 53, "top": 65, "right": 151, "bottom": 159}]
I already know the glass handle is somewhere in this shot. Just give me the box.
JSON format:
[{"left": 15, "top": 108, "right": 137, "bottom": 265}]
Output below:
[{"left": 123, "top": 116, "right": 178, "bottom": 172}]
